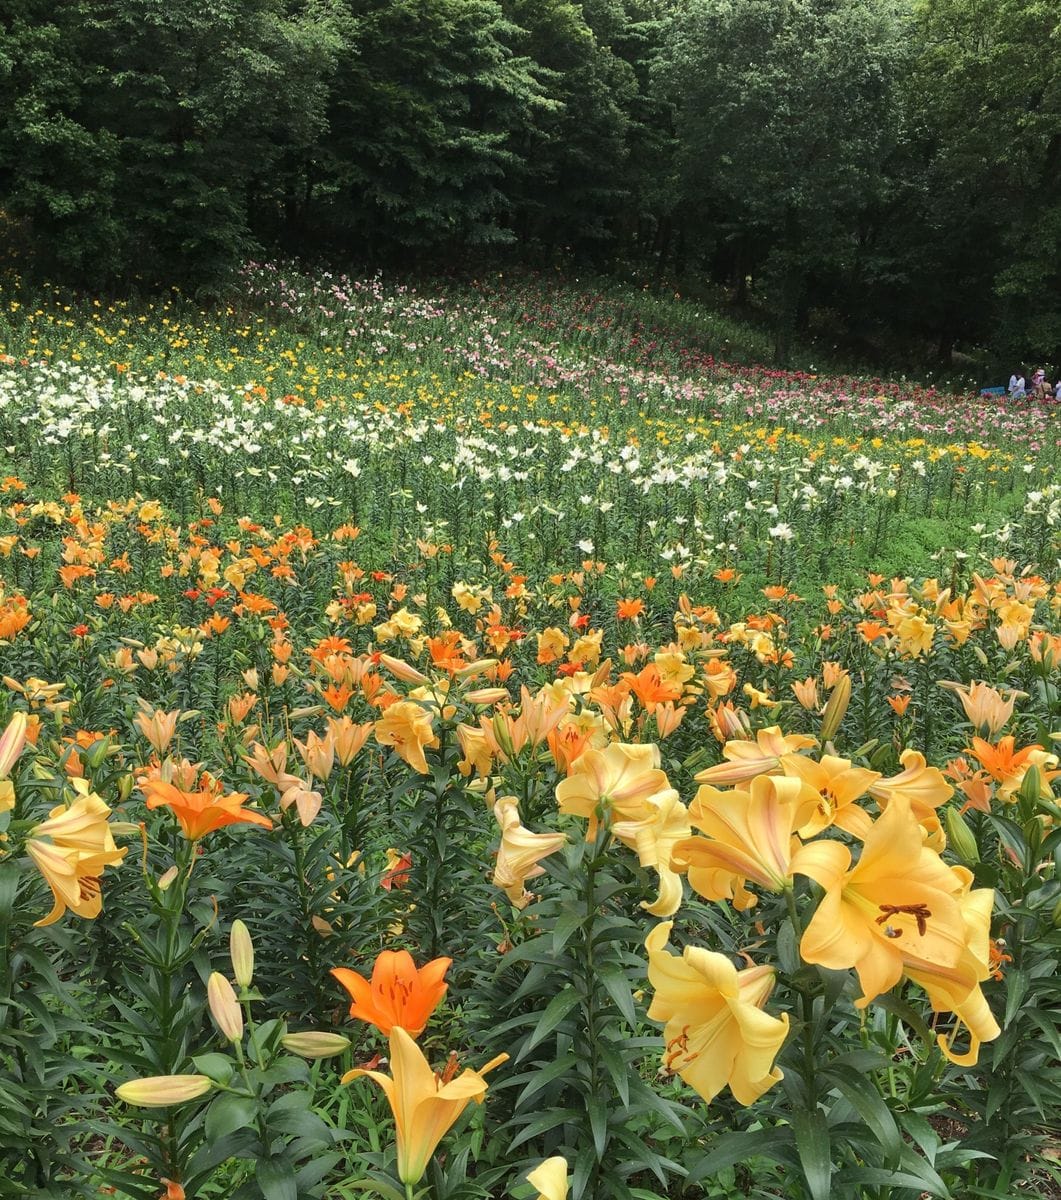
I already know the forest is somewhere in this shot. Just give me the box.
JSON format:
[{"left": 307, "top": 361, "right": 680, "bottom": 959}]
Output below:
[{"left": 1, "top": 0, "right": 1059, "bottom": 366}]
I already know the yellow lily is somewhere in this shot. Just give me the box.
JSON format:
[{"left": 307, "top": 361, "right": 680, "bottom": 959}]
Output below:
[
  {"left": 527, "top": 1156, "right": 569, "bottom": 1200},
  {"left": 374, "top": 701, "right": 439, "bottom": 775},
  {"left": 779, "top": 753, "right": 880, "bottom": 837},
  {"left": 609, "top": 785, "right": 690, "bottom": 916},
  {"left": 556, "top": 742, "right": 669, "bottom": 838},
  {"left": 902, "top": 883, "right": 1000, "bottom": 1066},
  {"left": 694, "top": 725, "right": 817, "bottom": 786},
  {"left": 0, "top": 711, "right": 27, "bottom": 813},
  {"left": 868, "top": 750, "right": 953, "bottom": 844},
  {"left": 673, "top": 774, "right": 817, "bottom": 910},
  {"left": 492, "top": 797, "right": 566, "bottom": 908},
  {"left": 26, "top": 787, "right": 127, "bottom": 926},
  {"left": 342, "top": 1026, "right": 507, "bottom": 1184},
  {"left": 796, "top": 798, "right": 966, "bottom": 1005},
  {"left": 115, "top": 1074, "right": 213, "bottom": 1107},
  {"left": 645, "top": 921, "right": 788, "bottom": 1105}
]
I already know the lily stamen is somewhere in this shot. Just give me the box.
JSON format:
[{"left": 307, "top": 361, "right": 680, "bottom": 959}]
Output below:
[
  {"left": 875, "top": 902, "right": 932, "bottom": 938},
  {"left": 663, "top": 1025, "right": 692, "bottom": 1073}
]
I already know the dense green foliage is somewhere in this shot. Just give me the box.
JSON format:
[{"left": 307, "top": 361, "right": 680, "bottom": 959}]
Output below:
[{"left": 1, "top": 0, "right": 1058, "bottom": 366}]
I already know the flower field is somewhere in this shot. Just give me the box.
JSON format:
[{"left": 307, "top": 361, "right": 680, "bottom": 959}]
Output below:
[{"left": 0, "top": 267, "right": 1059, "bottom": 1200}]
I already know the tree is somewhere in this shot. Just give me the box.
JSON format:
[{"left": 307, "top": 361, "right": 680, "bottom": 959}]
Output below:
[
  {"left": 910, "top": 0, "right": 1061, "bottom": 367},
  {"left": 0, "top": 1, "right": 121, "bottom": 277},
  {"left": 655, "top": 0, "right": 911, "bottom": 360},
  {"left": 318, "top": 0, "right": 546, "bottom": 259}
]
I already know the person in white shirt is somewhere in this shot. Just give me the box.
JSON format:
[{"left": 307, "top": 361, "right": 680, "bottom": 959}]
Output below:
[{"left": 1009, "top": 371, "right": 1026, "bottom": 398}]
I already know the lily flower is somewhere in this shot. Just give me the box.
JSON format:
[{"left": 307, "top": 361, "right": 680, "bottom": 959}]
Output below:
[
  {"left": 374, "top": 701, "right": 439, "bottom": 774},
  {"left": 694, "top": 726, "right": 817, "bottom": 786},
  {"left": 325, "top": 715, "right": 373, "bottom": 766},
  {"left": 141, "top": 778, "right": 273, "bottom": 840},
  {"left": 609, "top": 785, "right": 690, "bottom": 917},
  {"left": 673, "top": 774, "right": 818, "bottom": 909},
  {"left": 645, "top": 921, "right": 788, "bottom": 1105},
  {"left": 901, "top": 883, "right": 1000, "bottom": 1066},
  {"left": 134, "top": 702, "right": 180, "bottom": 756},
  {"left": 331, "top": 949, "right": 451, "bottom": 1037},
  {"left": 969, "top": 736, "right": 1059, "bottom": 802},
  {"left": 556, "top": 742, "right": 670, "bottom": 838},
  {"left": 943, "top": 681, "right": 1016, "bottom": 738},
  {"left": 527, "top": 1157, "right": 569, "bottom": 1200},
  {"left": 796, "top": 798, "right": 966, "bottom": 1005},
  {"left": 342, "top": 1026, "right": 507, "bottom": 1184},
  {"left": 26, "top": 788, "right": 127, "bottom": 926},
  {"left": 868, "top": 749, "right": 953, "bottom": 844},
  {"left": 780, "top": 753, "right": 880, "bottom": 837},
  {"left": 492, "top": 797, "right": 566, "bottom": 909}
]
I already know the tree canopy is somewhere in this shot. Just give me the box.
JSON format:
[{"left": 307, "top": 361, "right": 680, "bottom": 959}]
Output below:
[{"left": 1, "top": 0, "right": 1057, "bottom": 366}]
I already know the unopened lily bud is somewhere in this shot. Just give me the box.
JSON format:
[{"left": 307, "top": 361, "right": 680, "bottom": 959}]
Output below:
[
  {"left": 820, "top": 673, "right": 851, "bottom": 743},
  {"left": 379, "top": 654, "right": 429, "bottom": 684},
  {"left": 944, "top": 806, "right": 979, "bottom": 864},
  {"left": 118, "top": 773, "right": 134, "bottom": 802},
  {"left": 157, "top": 865, "right": 179, "bottom": 891},
  {"left": 84, "top": 737, "right": 111, "bottom": 770},
  {"left": 455, "top": 658, "right": 498, "bottom": 680},
  {"left": 230, "top": 920, "right": 254, "bottom": 989},
  {"left": 491, "top": 713, "right": 515, "bottom": 758},
  {"left": 1019, "top": 765, "right": 1043, "bottom": 807},
  {"left": 281, "top": 1031, "right": 351, "bottom": 1059},
  {"left": 115, "top": 1074, "right": 213, "bottom": 1107},
  {"left": 0, "top": 711, "right": 27, "bottom": 776},
  {"left": 1052, "top": 894, "right": 1061, "bottom": 928},
  {"left": 207, "top": 973, "right": 243, "bottom": 1042},
  {"left": 464, "top": 687, "right": 510, "bottom": 706}
]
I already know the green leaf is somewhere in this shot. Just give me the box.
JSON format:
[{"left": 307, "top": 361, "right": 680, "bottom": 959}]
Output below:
[
  {"left": 519, "top": 987, "right": 580, "bottom": 1057},
  {"left": 1003, "top": 968, "right": 1029, "bottom": 1028},
  {"left": 872, "top": 993, "right": 935, "bottom": 1046},
  {"left": 824, "top": 1065, "right": 900, "bottom": 1164},
  {"left": 256, "top": 1154, "right": 297, "bottom": 1200},
  {"left": 587, "top": 1095, "right": 608, "bottom": 1157},
  {"left": 192, "top": 1053, "right": 236, "bottom": 1085},
  {"left": 205, "top": 1093, "right": 258, "bottom": 1142},
  {"left": 0, "top": 859, "right": 20, "bottom": 926},
  {"left": 792, "top": 1108, "right": 832, "bottom": 1200},
  {"left": 344, "top": 1178, "right": 406, "bottom": 1200},
  {"left": 506, "top": 1106, "right": 581, "bottom": 1151},
  {"left": 684, "top": 1128, "right": 795, "bottom": 1183},
  {"left": 594, "top": 963, "right": 636, "bottom": 1028}
]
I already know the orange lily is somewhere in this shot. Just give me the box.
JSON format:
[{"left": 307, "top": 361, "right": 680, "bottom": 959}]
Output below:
[
  {"left": 331, "top": 949, "right": 451, "bottom": 1037},
  {"left": 141, "top": 778, "right": 273, "bottom": 840}
]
